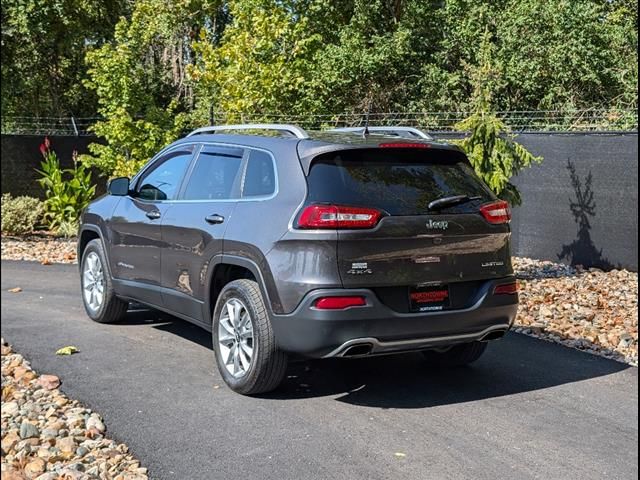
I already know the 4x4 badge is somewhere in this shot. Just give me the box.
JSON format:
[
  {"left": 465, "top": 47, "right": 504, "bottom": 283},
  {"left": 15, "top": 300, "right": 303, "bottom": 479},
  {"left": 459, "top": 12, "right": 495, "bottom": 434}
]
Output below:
[
  {"left": 347, "top": 262, "right": 373, "bottom": 275},
  {"left": 426, "top": 219, "right": 449, "bottom": 230}
]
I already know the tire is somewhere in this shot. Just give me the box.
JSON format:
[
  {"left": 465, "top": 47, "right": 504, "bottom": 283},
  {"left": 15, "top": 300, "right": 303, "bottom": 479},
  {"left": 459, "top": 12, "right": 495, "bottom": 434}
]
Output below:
[
  {"left": 422, "top": 341, "right": 488, "bottom": 367},
  {"left": 212, "top": 279, "right": 288, "bottom": 395},
  {"left": 80, "top": 239, "right": 128, "bottom": 324}
]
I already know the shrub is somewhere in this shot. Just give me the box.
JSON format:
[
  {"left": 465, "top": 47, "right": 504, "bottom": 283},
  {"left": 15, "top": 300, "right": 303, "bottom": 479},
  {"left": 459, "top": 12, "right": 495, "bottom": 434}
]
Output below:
[
  {"left": 1, "top": 194, "right": 44, "bottom": 235},
  {"left": 55, "top": 220, "right": 80, "bottom": 238},
  {"left": 36, "top": 138, "right": 96, "bottom": 235}
]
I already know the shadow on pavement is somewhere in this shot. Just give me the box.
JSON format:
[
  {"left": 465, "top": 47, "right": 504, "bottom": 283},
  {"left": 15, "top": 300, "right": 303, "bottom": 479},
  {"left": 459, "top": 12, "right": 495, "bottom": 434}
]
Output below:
[{"left": 118, "top": 309, "right": 631, "bottom": 409}]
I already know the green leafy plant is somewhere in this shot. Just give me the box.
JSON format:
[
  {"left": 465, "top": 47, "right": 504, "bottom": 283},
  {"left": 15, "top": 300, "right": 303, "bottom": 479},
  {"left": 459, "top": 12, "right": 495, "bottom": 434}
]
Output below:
[
  {"left": 36, "top": 138, "right": 96, "bottom": 236},
  {"left": 454, "top": 30, "right": 542, "bottom": 206},
  {"left": 0, "top": 194, "right": 44, "bottom": 235}
]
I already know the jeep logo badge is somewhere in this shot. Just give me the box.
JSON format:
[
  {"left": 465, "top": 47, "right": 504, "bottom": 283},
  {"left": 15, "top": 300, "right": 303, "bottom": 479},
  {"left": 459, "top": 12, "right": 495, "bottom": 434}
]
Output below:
[{"left": 426, "top": 219, "right": 449, "bottom": 230}]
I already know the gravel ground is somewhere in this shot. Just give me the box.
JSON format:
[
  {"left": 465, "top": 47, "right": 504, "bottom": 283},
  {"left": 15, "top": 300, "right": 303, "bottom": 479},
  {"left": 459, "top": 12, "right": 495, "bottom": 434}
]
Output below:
[
  {"left": 1, "top": 236, "right": 76, "bottom": 265},
  {"left": 1, "top": 338, "right": 147, "bottom": 480},
  {"left": 1, "top": 236, "right": 637, "bottom": 365},
  {"left": 513, "top": 257, "right": 638, "bottom": 366}
]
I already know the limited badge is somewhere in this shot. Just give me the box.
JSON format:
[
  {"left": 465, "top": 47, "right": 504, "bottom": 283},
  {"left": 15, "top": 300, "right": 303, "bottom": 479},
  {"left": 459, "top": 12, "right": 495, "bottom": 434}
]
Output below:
[{"left": 481, "top": 261, "right": 504, "bottom": 267}]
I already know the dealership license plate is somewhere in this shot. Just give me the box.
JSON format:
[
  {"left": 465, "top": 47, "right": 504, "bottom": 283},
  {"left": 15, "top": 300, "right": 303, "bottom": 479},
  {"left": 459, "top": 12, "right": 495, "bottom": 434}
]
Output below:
[{"left": 409, "top": 285, "right": 450, "bottom": 312}]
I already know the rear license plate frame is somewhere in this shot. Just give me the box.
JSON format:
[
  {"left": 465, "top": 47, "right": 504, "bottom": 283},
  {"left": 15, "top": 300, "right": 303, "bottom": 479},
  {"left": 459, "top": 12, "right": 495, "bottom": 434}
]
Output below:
[{"left": 409, "top": 284, "right": 451, "bottom": 312}]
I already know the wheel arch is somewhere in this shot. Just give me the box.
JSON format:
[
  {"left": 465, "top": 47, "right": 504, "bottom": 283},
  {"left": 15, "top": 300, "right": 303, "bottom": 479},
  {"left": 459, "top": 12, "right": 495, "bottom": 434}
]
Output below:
[
  {"left": 204, "top": 255, "right": 281, "bottom": 324},
  {"left": 77, "top": 225, "right": 113, "bottom": 278}
]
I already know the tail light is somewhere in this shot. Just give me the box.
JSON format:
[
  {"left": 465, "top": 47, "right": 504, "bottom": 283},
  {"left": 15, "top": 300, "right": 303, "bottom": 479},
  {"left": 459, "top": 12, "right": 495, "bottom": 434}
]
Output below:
[
  {"left": 297, "top": 204, "right": 383, "bottom": 229},
  {"left": 314, "top": 296, "right": 366, "bottom": 309},
  {"left": 494, "top": 282, "right": 519, "bottom": 295},
  {"left": 480, "top": 200, "right": 511, "bottom": 224},
  {"left": 379, "top": 142, "right": 431, "bottom": 149}
]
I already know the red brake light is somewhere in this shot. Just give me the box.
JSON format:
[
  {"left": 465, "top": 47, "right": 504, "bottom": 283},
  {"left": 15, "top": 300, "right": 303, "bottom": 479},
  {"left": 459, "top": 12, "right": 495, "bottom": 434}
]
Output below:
[
  {"left": 297, "top": 205, "right": 382, "bottom": 229},
  {"left": 314, "top": 296, "right": 366, "bottom": 310},
  {"left": 379, "top": 142, "right": 431, "bottom": 149},
  {"left": 494, "top": 282, "right": 519, "bottom": 295},
  {"left": 480, "top": 200, "right": 511, "bottom": 224}
]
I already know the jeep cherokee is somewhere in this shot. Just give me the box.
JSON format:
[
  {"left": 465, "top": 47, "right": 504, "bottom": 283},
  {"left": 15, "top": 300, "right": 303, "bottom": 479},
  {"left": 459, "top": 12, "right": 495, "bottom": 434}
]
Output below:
[{"left": 78, "top": 124, "right": 518, "bottom": 394}]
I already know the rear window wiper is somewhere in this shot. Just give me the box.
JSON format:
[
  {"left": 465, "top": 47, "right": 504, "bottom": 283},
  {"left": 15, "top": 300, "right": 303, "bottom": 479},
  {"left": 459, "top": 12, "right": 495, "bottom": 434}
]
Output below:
[{"left": 428, "top": 195, "right": 482, "bottom": 211}]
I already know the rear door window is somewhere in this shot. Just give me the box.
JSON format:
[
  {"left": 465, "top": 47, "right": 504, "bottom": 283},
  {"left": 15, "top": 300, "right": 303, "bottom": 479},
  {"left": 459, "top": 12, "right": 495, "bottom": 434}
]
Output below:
[
  {"left": 306, "top": 149, "right": 494, "bottom": 215},
  {"left": 183, "top": 146, "right": 244, "bottom": 200}
]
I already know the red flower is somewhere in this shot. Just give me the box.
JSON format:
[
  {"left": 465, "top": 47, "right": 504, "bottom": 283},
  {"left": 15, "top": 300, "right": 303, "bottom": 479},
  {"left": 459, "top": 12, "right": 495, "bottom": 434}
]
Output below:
[
  {"left": 39, "top": 143, "right": 47, "bottom": 156},
  {"left": 44, "top": 136, "right": 51, "bottom": 149}
]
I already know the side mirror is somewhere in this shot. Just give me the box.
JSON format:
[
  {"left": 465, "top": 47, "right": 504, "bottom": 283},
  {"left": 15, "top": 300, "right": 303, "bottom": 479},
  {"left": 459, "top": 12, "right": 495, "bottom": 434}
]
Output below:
[{"left": 107, "top": 177, "right": 130, "bottom": 196}]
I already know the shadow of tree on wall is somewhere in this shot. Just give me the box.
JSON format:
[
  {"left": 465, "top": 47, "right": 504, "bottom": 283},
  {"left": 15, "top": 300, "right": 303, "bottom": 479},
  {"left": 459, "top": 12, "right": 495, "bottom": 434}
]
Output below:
[{"left": 558, "top": 159, "right": 614, "bottom": 270}]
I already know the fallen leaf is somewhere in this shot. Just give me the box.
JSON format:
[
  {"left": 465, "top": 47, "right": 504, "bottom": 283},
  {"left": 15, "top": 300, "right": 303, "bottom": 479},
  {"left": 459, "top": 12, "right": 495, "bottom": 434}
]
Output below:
[
  {"left": 8, "top": 287, "right": 22, "bottom": 293},
  {"left": 55, "top": 346, "right": 79, "bottom": 356},
  {"left": 63, "top": 252, "right": 76, "bottom": 261},
  {"left": 41, "top": 258, "right": 52, "bottom": 265},
  {"left": 394, "top": 452, "right": 407, "bottom": 458}
]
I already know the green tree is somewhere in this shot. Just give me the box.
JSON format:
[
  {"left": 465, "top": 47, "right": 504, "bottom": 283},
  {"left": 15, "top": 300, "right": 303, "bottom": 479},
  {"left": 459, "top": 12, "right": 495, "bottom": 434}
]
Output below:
[
  {"left": 190, "top": 0, "right": 323, "bottom": 123},
  {"left": 415, "top": 0, "right": 638, "bottom": 115},
  {"left": 1, "top": 0, "right": 127, "bottom": 117},
  {"left": 82, "top": 0, "right": 225, "bottom": 177},
  {"left": 454, "top": 30, "right": 542, "bottom": 205}
]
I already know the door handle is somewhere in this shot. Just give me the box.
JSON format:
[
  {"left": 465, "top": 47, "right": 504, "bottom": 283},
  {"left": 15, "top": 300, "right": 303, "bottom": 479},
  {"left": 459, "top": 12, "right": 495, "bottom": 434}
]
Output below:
[
  {"left": 205, "top": 214, "right": 225, "bottom": 225},
  {"left": 146, "top": 210, "right": 161, "bottom": 220}
]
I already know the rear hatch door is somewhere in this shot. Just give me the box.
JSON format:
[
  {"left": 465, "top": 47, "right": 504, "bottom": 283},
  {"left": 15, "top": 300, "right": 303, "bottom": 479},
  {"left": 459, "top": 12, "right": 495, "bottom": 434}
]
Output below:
[{"left": 303, "top": 146, "right": 512, "bottom": 308}]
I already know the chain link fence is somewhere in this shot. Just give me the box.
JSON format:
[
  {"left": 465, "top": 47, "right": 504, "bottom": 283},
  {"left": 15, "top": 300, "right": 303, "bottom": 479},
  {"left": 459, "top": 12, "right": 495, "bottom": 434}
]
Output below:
[{"left": 1, "top": 109, "right": 638, "bottom": 136}]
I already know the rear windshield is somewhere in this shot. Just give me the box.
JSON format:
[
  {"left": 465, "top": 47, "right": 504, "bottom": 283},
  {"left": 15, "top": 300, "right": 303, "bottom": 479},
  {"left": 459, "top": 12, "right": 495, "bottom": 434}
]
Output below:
[{"left": 306, "top": 149, "right": 495, "bottom": 215}]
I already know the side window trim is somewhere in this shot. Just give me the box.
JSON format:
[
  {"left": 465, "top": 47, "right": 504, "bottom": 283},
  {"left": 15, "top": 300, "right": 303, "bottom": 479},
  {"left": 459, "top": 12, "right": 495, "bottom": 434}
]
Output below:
[
  {"left": 132, "top": 144, "right": 197, "bottom": 203},
  {"left": 239, "top": 148, "right": 278, "bottom": 200},
  {"left": 178, "top": 145, "right": 247, "bottom": 201},
  {"left": 169, "top": 142, "right": 278, "bottom": 203},
  {"left": 176, "top": 143, "right": 204, "bottom": 200},
  {"left": 240, "top": 148, "right": 278, "bottom": 198},
  {"left": 130, "top": 143, "right": 199, "bottom": 197}
]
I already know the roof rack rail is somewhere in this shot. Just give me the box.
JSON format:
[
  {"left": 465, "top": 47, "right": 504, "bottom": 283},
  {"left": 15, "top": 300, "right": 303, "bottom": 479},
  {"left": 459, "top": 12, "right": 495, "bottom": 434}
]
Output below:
[
  {"left": 327, "top": 126, "right": 433, "bottom": 140},
  {"left": 187, "top": 124, "right": 309, "bottom": 139}
]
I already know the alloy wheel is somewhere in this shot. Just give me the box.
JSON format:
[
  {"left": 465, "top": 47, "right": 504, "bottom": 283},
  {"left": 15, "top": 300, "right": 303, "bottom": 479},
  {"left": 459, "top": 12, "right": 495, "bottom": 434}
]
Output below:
[
  {"left": 218, "top": 298, "right": 254, "bottom": 378},
  {"left": 82, "top": 252, "right": 105, "bottom": 312}
]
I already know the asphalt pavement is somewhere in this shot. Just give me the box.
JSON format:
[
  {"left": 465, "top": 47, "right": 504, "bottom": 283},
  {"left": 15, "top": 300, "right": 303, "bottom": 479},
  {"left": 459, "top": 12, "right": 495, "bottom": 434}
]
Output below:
[{"left": 1, "top": 260, "right": 637, "bottom": 480}]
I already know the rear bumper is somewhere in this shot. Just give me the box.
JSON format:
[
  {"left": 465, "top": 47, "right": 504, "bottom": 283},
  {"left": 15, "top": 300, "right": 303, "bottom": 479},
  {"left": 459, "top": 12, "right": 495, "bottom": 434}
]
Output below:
[{"left": 270, "top": 277, "right": 518, "bottom": 358}]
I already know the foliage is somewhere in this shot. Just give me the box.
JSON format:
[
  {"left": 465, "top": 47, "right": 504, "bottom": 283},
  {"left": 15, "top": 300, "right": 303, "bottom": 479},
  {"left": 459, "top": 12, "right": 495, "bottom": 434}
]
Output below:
[
  {"left": 190, "top": 0, "right": 321, "bottom": 122},
  {"left": 454, "top": 30, "right": 542, "bottom": 206},
  {"left": 1, "top": 0, "right": 128, "bottom": 118},
  {"left": 2, "top": 0, "right": 637, "bottom": 179},
  {"left": 0, "top": 194, "right": 44, "bottom": 235},
  {"left": 37, "top": 139, "right": 96, "bottom": 235},
  {"left": 80, "top": 1, "right": 216, "bottom": 177},
  {"left": 3, "top": 0, "right": 637, "bottom": 122}
]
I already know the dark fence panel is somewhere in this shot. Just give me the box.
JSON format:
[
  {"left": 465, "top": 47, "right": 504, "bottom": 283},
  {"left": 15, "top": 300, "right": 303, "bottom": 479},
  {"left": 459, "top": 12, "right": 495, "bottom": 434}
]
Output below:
[
  {"left": 1, "top": 132, "right": 638, "bottom": 270},
  {"left": 435, "top": 131, "right": 638, "bottom": 270},
  {"left": 509, "top": 133, "right": 638, "bottom": 271},
  {"left": 1, "top": 135, "right": 105, "bottom": 199}
]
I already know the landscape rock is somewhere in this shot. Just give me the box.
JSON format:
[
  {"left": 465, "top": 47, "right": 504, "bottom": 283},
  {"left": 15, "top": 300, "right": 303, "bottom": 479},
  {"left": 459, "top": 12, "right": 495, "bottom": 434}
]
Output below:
[
  {"left": 1, "top": 341, "right": 148, "bottom": 479},
  {"left": 514, "top": 257, "right": 637, "bottom": 365},
  {"left": 37, "top": 375, "right": 60, "bottom": 391},
  {"left": 19, "top": 421, "right": 40, "bottom": 439}
]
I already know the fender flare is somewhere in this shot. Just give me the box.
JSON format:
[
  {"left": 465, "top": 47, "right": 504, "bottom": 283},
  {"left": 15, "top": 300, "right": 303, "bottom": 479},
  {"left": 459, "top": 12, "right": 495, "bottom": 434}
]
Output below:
[
  {"left": 204, "top": 254, "right": 281, "bottom": 322},
  {"left": 77, "top": 225, "right": 114, "bottom": 278}
]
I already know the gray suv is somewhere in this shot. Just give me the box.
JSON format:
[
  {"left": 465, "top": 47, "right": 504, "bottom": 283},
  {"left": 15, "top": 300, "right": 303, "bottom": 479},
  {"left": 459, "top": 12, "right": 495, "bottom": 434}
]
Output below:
[{"left": 78, "top": 124, "right": 518, "bottom": 394}]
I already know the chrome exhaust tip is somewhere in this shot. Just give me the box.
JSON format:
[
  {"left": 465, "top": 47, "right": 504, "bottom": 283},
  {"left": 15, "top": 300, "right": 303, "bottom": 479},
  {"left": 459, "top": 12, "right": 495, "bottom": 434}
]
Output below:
[
  {"left": 480, "top": 329, "right": 507, "bottom": 341},
  {"left": 341, "top": 343, "right": 373, "bottom": 357}
]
